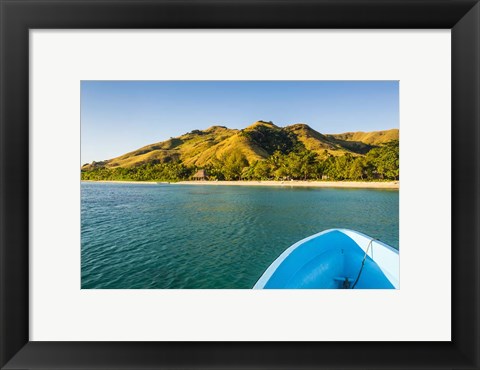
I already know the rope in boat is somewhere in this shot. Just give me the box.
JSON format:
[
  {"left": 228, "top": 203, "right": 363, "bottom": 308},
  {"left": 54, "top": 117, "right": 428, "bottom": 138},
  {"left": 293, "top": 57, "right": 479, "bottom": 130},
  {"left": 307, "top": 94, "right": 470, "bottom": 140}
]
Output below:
[{"left": 351, "top": 238, "right": 376, "bottom": 289}]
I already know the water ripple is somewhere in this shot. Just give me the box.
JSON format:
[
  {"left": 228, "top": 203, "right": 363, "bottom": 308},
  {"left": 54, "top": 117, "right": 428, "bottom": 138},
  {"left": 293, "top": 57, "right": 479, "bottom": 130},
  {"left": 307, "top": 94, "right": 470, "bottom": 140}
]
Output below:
[{"left": 81, "top": 183, "right": 399, "bottom": 289}]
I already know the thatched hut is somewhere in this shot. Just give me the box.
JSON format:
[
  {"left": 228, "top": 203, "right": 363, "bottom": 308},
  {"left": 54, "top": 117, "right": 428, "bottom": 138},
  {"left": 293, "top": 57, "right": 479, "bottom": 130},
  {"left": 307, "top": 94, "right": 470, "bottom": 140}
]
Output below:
[{"left": 192, "top": 169, "right": 208, "bottom": 181}]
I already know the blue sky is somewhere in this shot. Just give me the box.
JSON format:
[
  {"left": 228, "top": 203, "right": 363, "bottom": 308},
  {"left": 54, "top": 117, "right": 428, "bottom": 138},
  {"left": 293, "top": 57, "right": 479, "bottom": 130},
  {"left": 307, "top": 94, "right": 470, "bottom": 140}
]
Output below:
[{"left": 81, "top": 81, "right": 399, "bottom": 164}]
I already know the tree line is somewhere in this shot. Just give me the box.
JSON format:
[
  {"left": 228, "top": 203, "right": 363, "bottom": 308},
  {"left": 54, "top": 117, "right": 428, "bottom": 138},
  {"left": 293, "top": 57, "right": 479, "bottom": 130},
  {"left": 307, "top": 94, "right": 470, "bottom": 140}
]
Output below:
[{"left": 81, "top": 140, "right": 399, "bottom": 182}]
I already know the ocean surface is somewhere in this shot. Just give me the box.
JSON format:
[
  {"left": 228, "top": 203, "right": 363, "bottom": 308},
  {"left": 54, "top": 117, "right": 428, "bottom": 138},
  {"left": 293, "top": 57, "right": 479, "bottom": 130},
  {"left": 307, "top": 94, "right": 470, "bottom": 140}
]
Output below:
[{"left": 81, "top": 182, "right": 399, "bottom": 289}]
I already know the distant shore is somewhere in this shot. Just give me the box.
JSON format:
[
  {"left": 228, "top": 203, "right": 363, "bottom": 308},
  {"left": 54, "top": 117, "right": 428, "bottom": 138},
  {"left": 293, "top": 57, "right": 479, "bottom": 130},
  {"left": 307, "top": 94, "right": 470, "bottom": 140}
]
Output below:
[
  {"left": 82, "top": 180, "right": 166, "bottom": 185},
  {"left": 82, "top": 180, "right": 399, "bottom": 189}
]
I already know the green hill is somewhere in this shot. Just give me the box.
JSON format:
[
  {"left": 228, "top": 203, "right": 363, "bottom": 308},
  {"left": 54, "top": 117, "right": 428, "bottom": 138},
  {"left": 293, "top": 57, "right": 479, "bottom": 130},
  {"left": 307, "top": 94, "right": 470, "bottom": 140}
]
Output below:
[
  {"left": 82, "top": 121, "right": 399, "bottom": 170},
  {"left": 328, "top": 129, "right": 399, "bottom": 145}
]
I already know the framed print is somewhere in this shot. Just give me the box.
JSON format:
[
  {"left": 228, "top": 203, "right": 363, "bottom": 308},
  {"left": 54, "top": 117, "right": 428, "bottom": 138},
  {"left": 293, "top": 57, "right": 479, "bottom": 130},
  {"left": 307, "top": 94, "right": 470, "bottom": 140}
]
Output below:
[
  {"left": 1, "top": 0, "right": 479, "bottom": 369},
  {"left": 30, "top": 30, "right": 446, "bottom": 342}
]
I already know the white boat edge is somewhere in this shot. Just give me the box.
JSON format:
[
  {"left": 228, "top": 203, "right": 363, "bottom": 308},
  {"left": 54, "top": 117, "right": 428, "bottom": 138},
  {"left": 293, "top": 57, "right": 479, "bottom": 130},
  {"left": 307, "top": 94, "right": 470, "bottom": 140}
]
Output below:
[{"left": 253, "top": 228, "right": 399, "bottom": 289}]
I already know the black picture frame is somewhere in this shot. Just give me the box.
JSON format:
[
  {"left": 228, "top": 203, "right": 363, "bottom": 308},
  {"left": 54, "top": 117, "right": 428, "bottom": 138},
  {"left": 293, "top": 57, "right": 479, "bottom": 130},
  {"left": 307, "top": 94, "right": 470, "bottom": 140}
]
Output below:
[{"left": 1, "top": 0, "right": 479, "bottom": 369}]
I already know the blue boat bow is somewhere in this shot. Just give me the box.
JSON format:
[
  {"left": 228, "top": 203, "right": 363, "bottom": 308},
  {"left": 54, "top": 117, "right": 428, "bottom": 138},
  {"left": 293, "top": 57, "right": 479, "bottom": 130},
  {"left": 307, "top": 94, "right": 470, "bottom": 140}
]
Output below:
[{"left": 253, "top": 229, "right": 399, "bottom": 289}]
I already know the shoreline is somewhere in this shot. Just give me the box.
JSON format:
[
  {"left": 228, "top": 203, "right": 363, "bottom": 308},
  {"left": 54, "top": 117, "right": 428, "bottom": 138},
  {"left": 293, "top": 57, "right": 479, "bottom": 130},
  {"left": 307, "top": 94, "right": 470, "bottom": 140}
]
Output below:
[
  {"left": 82, "top": 180, "right": 399, "bottom": 189},
  {"left": 82, "top": 180, "right": 166, "bottom": 185}
]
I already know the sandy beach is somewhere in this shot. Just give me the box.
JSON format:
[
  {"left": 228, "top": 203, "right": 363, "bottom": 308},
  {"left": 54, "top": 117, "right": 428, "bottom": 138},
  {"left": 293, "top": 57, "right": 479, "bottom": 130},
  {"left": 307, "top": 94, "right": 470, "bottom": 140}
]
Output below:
[
  {"left": 82, "top": 180, "right": 399, "bottom": 189},
  {"left": 82, "top": 180, "right": 165, "bottom": 185}
]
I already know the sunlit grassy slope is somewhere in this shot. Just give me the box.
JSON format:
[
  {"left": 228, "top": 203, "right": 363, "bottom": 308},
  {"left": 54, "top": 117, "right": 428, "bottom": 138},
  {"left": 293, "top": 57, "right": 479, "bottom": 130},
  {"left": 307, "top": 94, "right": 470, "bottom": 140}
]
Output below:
[
  {"left": 329, "top": 129, "right": 399, "bottom": 145},
  {"left": 82, "top": 121, "right": 399, "bottom": 169}
]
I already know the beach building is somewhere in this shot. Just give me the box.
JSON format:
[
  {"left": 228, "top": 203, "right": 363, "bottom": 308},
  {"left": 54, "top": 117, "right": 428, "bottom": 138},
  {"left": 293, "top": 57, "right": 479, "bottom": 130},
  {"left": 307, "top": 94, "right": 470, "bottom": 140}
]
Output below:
[{"left": 192, "top": 169, "right": 208, "bottom": 181}]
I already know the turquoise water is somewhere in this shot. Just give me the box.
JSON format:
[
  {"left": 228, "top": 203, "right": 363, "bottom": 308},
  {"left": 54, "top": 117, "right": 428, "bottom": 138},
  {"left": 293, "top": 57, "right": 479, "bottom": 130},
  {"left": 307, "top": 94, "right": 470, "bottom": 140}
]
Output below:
[{"left": 81, "top": 182, "right": 399, "bottom": 289}]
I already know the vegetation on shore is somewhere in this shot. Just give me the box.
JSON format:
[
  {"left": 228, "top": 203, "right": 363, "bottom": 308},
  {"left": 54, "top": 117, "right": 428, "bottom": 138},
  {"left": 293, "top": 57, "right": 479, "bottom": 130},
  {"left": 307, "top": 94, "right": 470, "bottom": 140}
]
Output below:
[{"left": 81, "top": 139, "right": 399, "bottom": 182}]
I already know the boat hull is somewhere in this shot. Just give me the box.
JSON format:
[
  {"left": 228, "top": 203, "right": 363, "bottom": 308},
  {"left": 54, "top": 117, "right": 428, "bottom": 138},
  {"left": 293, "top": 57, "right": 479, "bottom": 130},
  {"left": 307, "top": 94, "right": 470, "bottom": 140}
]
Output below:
[{"left": 254, "top": 229, "right": 399, "bottom": 289}]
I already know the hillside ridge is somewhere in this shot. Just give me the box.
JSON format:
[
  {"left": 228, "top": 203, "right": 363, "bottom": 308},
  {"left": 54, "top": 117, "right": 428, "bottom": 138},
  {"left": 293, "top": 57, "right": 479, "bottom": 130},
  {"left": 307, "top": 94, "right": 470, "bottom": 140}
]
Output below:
[{"left": 82, "top": 121, "right": 398, "bottom": 170}]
